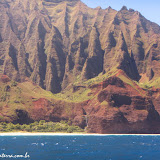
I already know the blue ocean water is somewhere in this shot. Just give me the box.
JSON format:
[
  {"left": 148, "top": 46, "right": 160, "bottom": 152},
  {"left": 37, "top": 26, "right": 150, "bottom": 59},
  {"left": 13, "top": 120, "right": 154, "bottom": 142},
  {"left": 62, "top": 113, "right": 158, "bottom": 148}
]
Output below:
[{"left": 0, "top": 135, "right": 159, "bottom": 160}]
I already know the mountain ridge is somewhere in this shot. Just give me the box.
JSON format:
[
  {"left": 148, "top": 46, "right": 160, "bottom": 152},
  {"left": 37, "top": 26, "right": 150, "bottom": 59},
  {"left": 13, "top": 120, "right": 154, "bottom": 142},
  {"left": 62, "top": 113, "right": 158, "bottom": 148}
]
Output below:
[{"left": 0, "top": 0, "right": 160, "bottom": 94}]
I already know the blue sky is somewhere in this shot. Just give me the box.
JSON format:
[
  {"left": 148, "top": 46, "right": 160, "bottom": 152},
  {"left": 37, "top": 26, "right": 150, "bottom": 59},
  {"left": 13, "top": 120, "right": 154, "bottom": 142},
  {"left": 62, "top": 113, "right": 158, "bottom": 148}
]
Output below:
[{"left": 81, "top": 0, "right": 160, "bottom": 26}]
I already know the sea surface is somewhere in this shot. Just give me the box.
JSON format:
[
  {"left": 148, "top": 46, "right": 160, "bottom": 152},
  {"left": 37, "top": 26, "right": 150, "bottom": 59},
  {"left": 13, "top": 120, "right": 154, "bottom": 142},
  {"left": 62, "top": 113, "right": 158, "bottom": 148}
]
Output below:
[{"left": 0, "top": 135, "right": 160, "bottom": 160}]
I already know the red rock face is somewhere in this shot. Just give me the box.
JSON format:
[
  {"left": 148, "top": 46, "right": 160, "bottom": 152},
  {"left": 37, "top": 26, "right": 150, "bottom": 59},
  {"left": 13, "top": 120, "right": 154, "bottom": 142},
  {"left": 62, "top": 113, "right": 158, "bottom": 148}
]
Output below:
[
  {"left": 31, "top": 98, "right": 52, "bottom": 121},
  {"left": 0, "top": 72, "right": 157, "bottom": 134},
  {"left": 85, "top": 76, "right": 160, "bottom": 133},
  {"left": 30, "top": 98, "right": 87, "bottom": 128},
  {"left": 23, "top": 75, "right": 160, "bottom": 133}
]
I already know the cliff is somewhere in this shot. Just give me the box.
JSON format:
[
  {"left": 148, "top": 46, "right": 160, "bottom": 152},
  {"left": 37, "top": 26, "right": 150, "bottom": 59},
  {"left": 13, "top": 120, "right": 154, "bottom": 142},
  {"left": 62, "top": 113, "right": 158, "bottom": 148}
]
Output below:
[{"left": 0, "top": 0, "right": 160, "bottom": 133}]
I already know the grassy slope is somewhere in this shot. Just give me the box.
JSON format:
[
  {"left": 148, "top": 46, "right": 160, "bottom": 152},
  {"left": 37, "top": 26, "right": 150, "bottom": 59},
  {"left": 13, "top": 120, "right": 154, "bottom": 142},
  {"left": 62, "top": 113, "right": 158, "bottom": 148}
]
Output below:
[{"left": 0, "top": 68, "right": 155, "bottom": 120}]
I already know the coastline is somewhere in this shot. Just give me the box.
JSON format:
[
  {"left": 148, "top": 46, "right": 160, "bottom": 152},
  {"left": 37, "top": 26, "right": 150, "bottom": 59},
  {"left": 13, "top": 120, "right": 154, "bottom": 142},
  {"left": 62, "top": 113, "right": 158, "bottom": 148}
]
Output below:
[{"left": 0, "top": 132, "right": 160, "bottom": 136}]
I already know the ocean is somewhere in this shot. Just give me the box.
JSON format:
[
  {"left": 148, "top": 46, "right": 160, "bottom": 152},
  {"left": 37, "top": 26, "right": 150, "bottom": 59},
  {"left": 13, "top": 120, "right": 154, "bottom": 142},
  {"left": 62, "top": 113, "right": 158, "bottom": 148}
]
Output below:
[{"left": 0, "top": 135, "right": 159, "bottom": 160}]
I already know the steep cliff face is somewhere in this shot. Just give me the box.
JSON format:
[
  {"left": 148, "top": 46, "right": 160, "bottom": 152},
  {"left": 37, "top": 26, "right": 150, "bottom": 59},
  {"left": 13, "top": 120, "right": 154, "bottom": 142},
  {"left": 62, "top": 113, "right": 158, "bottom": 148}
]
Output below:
[
  {"left": 1, "top": 72, "right": 160, "bottom": 134},
  {"left": 1, "top": 0, "right": 160, "bottom": 134},
  {"left": 0, "top": 0, "right": 160, "bottom": 93}
]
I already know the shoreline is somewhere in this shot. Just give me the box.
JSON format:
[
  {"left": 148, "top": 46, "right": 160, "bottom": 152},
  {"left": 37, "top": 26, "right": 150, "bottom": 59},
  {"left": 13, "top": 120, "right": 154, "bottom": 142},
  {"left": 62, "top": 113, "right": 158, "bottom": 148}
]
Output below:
[{"left": 0, "top": 132, "right": 160, "bottom": 136}]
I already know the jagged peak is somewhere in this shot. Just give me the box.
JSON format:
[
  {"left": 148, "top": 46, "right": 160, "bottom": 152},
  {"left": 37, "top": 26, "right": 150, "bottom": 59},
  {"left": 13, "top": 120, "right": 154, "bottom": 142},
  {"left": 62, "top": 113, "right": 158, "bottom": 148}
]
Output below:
[
  {"left": 105, "top": 6, "right": 114, "bottom": 11},
  {"left": 105, "top": 6, "right": 115, "bottom": 12},
  {"left": 95, "top": 6, "right": 101, "bottom": 10},
  {"left": 120, "top": 6, "right": 128, "bottom": 11},
  {"left": 129, "top": 8, "right": 135, "bottom": 12},
  {"left": 108, "top": 6, "right": 112, "bottom": 9},
  {"left": 134, "top": 11, "right": 141, "bottom": 16}
]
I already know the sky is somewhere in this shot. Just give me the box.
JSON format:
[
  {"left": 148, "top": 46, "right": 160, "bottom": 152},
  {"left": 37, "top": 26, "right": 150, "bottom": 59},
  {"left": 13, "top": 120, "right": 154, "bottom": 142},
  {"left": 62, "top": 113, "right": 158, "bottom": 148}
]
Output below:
[{"left": 81, "top": 0, "right": 160, "bottom": 26}]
